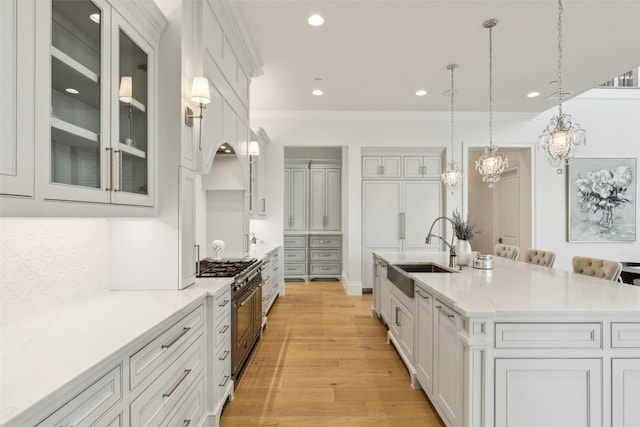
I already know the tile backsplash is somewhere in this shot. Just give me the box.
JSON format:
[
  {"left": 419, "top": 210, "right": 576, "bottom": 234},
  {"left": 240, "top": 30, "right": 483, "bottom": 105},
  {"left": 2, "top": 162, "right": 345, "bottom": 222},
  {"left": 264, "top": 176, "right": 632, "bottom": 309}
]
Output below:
[{"left": 0, "top": 218, "right": 109, "bottom": 326}]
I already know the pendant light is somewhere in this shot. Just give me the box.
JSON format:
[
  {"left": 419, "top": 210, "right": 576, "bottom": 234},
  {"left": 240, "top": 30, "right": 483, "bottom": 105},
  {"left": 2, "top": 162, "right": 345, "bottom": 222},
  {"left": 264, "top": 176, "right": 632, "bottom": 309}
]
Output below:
[
  {"left": 475, "top": 19, "right": 508, "bottom": 189},
  {"left": 538, "top": 0, "right": 586, "bottom": 174},
  {"left": 441, "top": 63, "right": 463, "bottom": 195}
]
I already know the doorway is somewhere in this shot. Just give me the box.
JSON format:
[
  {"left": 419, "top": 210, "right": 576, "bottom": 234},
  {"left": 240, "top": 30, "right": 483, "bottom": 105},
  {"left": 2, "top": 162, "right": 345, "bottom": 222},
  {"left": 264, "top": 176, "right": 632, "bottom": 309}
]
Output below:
[{"left": 467, "top": 147, "right": 532, "bottom": 258}]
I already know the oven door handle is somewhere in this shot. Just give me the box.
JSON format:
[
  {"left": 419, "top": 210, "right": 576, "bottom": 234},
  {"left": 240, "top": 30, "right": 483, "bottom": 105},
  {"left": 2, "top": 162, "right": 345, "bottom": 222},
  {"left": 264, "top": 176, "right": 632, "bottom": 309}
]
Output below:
[{"left": 239, "top": 288, "right": 258, "bottom": 307}]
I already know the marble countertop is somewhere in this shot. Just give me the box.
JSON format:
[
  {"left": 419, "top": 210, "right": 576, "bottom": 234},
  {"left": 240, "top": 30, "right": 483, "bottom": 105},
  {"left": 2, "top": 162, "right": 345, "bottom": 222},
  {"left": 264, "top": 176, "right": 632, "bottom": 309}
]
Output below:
[
  {"left": 374, "top": 251, "right": 640, "bottom": 317},
  {"left": 0, "top": 279, "right": 235, "bottom": 425}
]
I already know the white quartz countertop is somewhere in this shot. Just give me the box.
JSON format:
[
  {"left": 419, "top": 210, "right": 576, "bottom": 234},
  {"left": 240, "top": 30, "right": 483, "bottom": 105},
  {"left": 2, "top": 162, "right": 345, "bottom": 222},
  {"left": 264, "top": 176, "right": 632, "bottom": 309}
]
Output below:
[
  {"left": 0, "top": 278, "right": 232, "bottom": 425},
  {"left": 374, "top": 251, "right": 640, "bottom": 317}
]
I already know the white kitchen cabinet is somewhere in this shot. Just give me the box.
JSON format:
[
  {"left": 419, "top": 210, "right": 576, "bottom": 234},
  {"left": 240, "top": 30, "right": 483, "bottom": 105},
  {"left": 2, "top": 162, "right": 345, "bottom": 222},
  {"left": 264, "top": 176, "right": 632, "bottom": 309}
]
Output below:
[
  {"left": 415, "top": 285, "right": 434, "bottom": 395},
  {"left": 362, "top": 180, "right": 442, "bottom": 289},
  {"left": 37, "top": 0, "right": 156, "bottom": 207},
  {"left": 389, "top": 295, "right": 414, "bottom": 367},
  {"left": 0, "top": 0, "right": 35, "bottom": 198},
  {"left": 250, "top": 128, "right": 271, "bottom": 218},
  {"left": 372, "top": 256, "right": 387, "bottom": 319},
  {"left": 261, "top": 247, "right": 281, "bottom": 325},
  {"left": 211, "top": 286, "right": 233, "bottom": 419},
  {"left": 180, "top": 167, "right": 196, "bottom": 289},
  {"left": 612, "top": 358, "right": 640, "bottom": 427},
  {"left": 362, "top": 155, "right": 402, "bottom": 178},
  {"left": 433, "top": 299, "right": 461, "bottom": 427},
  {"left": 495, "top": 358, "right": 602, "bottom": 427},
  {"left": 309, "top": 166, "right": 341, "bottom": 231},
  {"left": 308, "top": 235, "right": 342, "bottom": 280},
  {"left": 284, "top": 166, "right": 307, "bottom": 232},
  {"left": 403, "top": 156, "right": 442, "bottom": 178}
]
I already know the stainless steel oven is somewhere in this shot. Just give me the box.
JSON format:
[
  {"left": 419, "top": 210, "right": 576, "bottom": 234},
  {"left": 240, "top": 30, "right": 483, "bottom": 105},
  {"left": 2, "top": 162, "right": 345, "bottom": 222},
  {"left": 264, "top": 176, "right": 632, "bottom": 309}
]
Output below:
[{"left": 231, "top": 263, "right": 262, "bottom": 380}]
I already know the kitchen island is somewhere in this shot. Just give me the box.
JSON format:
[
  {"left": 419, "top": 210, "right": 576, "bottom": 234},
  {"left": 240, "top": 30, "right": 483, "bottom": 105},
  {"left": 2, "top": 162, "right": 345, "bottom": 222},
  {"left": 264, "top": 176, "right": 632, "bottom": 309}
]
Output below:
[{"left": 373, "top": 251, "right": 640, "bottom": 427}]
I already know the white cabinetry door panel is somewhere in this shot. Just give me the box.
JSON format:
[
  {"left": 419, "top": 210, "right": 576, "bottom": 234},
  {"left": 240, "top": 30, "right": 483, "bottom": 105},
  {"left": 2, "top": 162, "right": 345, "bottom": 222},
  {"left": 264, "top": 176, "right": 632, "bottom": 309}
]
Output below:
[
  {"left": 309, "top": 168, "right": 325, "bottom": 231},
  {"left": 404, "top": 181, "right": 442, "bottom": 250},
  {"left": 284, "top": 167, "right": 307, "bottom": 231},
  {"left": 415, "top": 287, "right": 434, "bottom": 394},
  {"left": 324, "top": 168, "right": 341, "bottom": 230},
  {"left": 612, "top": 358, "right": 640, "bottom": 427},
  {"left": 363, "top": 181, "right": 401, "bottom": 248},
  {"left": 1, "top": 0, "right": 35, "bottom": 198},
  {"left": 494, "top": 358, "right": 602, "bottom": 427},
  {"left": 434, "top": 301, "right": 461, "bottom": 427},
  {"left": 180, "top": 167, "right": 196, "bottom": 289}
]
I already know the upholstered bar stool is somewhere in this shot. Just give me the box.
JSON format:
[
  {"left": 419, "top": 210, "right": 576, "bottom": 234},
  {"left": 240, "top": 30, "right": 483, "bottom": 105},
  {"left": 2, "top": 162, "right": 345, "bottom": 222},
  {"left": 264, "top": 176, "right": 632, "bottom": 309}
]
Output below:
[
  {"left": 494, "top": 244, "right": 520, "bottom": 261},
  {"left": 572, "top": 256, "right": 623, "bottom": 282},
  {"left": 523, "top": 249, "right": 556, "bottom": 268}
]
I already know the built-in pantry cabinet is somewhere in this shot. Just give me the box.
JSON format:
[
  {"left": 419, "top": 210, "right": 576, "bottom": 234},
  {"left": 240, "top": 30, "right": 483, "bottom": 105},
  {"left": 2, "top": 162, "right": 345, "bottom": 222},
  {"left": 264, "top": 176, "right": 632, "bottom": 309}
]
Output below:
[{"left": 250, "top": 128, "right": 271, "bottom": 218}]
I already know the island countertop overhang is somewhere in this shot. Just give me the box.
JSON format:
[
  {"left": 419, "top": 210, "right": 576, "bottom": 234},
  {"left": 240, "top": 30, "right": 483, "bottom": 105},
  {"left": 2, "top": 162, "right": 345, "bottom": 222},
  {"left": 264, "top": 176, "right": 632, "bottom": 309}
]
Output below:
[{"left": 373, "top": 251, "right": 640, "bottom": 317}]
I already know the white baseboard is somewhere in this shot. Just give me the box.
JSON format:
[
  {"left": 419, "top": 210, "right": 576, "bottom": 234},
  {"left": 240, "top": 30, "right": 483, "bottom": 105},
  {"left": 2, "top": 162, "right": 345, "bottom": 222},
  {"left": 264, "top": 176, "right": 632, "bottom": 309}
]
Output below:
[{"left": 341, "top": 272, "right": 362, "bottom": 296}]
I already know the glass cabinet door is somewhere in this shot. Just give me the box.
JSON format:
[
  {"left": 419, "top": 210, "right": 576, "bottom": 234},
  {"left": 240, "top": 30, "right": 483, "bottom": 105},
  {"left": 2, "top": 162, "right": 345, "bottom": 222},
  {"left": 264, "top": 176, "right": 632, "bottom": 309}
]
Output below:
[
  {"left": 112, "top": 13, "right": 153, "bottom": 205},
  {"left": 49, "top": 0, "right": 107, "bottom": 198}
]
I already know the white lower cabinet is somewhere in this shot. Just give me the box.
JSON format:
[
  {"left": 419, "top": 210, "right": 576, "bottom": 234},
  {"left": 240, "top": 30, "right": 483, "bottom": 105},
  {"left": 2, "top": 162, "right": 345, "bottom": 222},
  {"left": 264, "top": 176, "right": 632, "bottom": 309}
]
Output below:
[
  {"left": 433, "top": 300, "right": 461, "bottom": 427},
  {"left": 415, "top": 286, "right": 434, "bottom": 394},
  {"left": 389, "top": 294, "right": 414, "bottom": 369},
  {"left": 612, "top": 358, "right": 640, "bottom": 427},
  {"left": 495, "top": 358, "right": 602, "bottom": 427},
  {"left": 36, "top": 364, "right": 122, "bottom": 427}
]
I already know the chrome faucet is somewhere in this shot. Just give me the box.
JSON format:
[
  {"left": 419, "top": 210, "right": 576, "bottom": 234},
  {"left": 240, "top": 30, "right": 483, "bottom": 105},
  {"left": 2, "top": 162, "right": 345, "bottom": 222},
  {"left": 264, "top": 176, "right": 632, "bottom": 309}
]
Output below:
[{"left": 425, "top": 216, "right": 457, "bottom": 269}]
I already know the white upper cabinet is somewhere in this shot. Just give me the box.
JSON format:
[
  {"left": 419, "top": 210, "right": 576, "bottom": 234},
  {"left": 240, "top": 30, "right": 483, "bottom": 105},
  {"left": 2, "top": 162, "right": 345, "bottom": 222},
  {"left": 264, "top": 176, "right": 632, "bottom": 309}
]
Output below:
[
  {"left": 0, "top": 0, "right": 35, "bottom": 198},
  {"left": 284, "top": 166, "right": 307, "bottom": 232},
  {"left": 403, "top": 156, "right": 442, "bottom": 178},
  {"left": 1, "top": 0, "right": 164, "bottom": 216},
  {"left": 362, "top": 156, "right": 402, "bottom": 178},
  {"left": 250, "top": 128, "right": 270, "bottom": 218},
  {"left": 41, "top": 0, "right": 155, "bottom": 206}
]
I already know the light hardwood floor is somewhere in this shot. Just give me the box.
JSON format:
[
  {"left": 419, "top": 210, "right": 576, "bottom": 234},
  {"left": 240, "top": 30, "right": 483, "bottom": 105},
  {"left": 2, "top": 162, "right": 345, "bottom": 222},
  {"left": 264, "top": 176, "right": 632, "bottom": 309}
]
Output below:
[{"left": 220, "top": 281, "right": 445, "bottom": 427}]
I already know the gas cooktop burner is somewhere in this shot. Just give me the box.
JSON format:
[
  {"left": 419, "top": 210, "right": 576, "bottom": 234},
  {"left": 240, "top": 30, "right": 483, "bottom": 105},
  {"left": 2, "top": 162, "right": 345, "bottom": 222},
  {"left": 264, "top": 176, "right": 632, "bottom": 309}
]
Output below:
[{"left": 197, "top": 258, "right": 258, "bottom": 278}]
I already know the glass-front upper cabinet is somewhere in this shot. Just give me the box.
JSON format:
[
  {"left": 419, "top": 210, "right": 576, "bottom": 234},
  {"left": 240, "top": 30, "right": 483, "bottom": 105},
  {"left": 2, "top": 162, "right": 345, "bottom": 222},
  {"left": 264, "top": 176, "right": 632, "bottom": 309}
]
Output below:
[
  {"left": 43, "top": 0, "right": 154, "bottom": 207},
  {"left": 112, "top": 15, "right": 153, "bottom": 204}
]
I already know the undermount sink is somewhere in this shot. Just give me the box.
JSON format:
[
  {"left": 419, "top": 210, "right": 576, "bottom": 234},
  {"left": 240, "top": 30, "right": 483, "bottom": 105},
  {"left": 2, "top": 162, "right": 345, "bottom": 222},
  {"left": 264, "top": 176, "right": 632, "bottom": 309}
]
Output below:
[
  {"left": 393, "top": 263, "right": 455, "bottom": 273},
  {"left": 386, "top": 263, "right": 456, "bottom": 297}
]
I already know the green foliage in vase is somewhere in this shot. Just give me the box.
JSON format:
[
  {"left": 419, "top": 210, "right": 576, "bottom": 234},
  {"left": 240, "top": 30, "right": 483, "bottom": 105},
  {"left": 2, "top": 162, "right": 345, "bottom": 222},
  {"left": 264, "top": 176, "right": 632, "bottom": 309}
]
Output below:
[{"left": 450, "top": 209, "right": 479, "bottom": 240}]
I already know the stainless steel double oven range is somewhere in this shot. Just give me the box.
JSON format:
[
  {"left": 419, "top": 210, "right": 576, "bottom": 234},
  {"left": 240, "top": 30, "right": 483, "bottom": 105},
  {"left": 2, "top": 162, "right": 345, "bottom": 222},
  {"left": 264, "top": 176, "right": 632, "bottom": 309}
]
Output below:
[{"left": 197, "top": 258, "right": 263, "bottom": 381}]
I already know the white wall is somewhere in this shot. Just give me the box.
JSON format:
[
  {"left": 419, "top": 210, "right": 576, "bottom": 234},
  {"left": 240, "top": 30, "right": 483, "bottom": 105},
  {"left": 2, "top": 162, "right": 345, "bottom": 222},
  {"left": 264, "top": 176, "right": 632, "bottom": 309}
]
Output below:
[{"left": 252, "top": 90, "right": 640, "bottom": 287}]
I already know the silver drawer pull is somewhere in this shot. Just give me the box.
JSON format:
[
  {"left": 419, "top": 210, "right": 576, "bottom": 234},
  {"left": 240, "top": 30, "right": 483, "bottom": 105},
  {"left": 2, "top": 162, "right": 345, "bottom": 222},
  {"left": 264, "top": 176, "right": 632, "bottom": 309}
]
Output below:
[
  {"left": 182, "top": 420, "right": 192, "bottom": 427},
  {"left": 163, "top": 369, "right": 191, "bottom": 397},
  {"left": 219, "top": 350, "right": 230, "bottom": 360},
  {"left": 319, "top": 240, "right": 330, "bottom": 244},
  {"left": 319, "top": 254, "right": 331, "bottom": 257},
  {"left": 436, "top": 305, "right": 456, "bottom": 319},
  {"left": 415, "top": 289, "right": 430, "bottom": 300},
  {"left": 218, "top": 299, "right": 229, "bottom": 307},
  {"left": 161, "top": 327, "right": 191, "bottom": 349},
  {"left": 219, "top": 324, "right": 229, "bottom": 334},
  {"left": 219, "top": 375, "right": 230, "bottom": 387}
]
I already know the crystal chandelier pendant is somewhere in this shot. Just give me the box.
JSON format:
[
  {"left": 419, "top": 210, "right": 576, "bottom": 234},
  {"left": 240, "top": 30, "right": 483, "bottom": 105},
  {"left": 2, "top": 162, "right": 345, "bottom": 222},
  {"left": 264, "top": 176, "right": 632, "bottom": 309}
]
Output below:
[
  {"left": 538, "top": 0, "right": 586, "bottom": 174},
  {"left": 475, "top": 144, "right": 508, "bottom": 188},
  {"left": 475, "top": 18, "right": 507, "bottom": 188},
  {"left": 441, "top": 161, "right": 463, "bottom": 195},
  {"left": 441, "top": 63, "right": 463, "bottom": 195}
]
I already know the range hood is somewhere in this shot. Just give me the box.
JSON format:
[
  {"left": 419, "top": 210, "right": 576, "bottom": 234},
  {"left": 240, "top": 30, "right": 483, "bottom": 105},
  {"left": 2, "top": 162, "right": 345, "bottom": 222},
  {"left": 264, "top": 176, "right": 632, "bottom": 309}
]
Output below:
[{"left": 201, "top": 154, "right": 246, "bottom": 191}]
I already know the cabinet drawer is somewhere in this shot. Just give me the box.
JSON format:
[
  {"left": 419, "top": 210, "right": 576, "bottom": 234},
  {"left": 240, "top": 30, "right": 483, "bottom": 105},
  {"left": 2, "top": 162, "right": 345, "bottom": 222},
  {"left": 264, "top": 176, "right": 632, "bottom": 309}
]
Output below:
[
  {"left": 284, "top": 249, "right": 306, "bottom": 262},
  {"left": 214, "top": 339, "right": 232, "bottom": 377},
  {"left": 215, "top": 366, "right": 233, "bottom": 403},
  {"left": 309, "top": 236, "right": 341, "bottom": 248},
  {"left": 309, "top": 249, "right": 341, "bottom": 261},
  {"left": 612, "top": 323, "right": 640, "bottom": 348},
  {"left": 37, "top": 365, "right": 122, "bottom": 427},
  {"left": 161, "top": 376, "right": 205, "bottom": 427},
  {"left": 130, "top": 305, "right": 204, "bottom": 391},
  {"left": 283, "top": 263, "right": 306, "bottom": 275},
  {"left": 309, "top": 263, "right": 341, "bottom": 275},
  {"left": 131, "top": 334, "right": 205, "bottom": 427},
  {"left": 495, "top": 323, "right": 601, "bottom": 349},
  {"left": 284, "top": 236, "right": 306, "bottom": 248}
]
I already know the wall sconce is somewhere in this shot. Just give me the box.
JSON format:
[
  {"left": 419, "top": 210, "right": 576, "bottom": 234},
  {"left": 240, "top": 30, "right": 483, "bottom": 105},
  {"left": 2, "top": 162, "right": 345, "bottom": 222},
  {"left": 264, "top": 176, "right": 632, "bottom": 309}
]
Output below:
[
  {"left": 185, "top": 77, "right": 211, "bottom": 150},
  {"left": 248, "top": 140, "right": 260, "bottom": 157}
]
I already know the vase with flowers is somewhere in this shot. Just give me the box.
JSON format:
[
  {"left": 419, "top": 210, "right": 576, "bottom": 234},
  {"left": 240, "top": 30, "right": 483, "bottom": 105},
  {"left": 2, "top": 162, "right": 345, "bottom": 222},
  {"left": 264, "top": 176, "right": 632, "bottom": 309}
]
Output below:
[{"left": 450, "top": 209, "right": 479, "bottom": 266}]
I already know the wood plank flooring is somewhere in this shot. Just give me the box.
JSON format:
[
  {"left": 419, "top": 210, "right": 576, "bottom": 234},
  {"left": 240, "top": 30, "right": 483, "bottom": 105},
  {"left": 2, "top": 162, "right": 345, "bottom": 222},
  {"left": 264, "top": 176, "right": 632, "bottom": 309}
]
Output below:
[{"left": 220, "top": 281, "right": 445, "bottom": 427}]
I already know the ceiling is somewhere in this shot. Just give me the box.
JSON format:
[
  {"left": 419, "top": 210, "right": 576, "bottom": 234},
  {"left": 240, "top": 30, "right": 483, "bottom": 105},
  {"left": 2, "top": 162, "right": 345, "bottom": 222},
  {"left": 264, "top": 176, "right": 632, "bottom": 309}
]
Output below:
[{"left": 236, "top": 0, "right": 640, "bottom": 113}]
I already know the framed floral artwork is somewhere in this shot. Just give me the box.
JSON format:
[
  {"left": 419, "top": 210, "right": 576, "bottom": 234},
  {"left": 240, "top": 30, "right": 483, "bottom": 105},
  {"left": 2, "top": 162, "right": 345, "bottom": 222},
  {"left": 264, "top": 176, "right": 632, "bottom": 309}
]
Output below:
[{"left": 567, "top": 157, "right": 636, "bottom": 242}]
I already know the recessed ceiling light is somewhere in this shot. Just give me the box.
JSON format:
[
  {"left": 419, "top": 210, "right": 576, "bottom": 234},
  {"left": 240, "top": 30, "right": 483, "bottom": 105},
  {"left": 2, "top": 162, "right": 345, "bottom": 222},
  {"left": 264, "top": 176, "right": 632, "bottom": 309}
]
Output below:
[
  {"left": 65, "top": 88, "right": 79, "bottom": 94},
  {"left": 90, "top": 13, "right": 100, "bottom": 24},
  {"left": 527, "top": 91, "right": 540, "bottom": 98},
  {"left": 416, "top": 89, "right": 427, "bottom": 97},
  {"left": 312, "top": 89, "right": 324, "bottom": 96},
  {"left": 225, "top": 149, "right": 231, "bottom": 153},
  {"left": 308, "top": 14, "right": 324, "bottom": 26},
  {"left": 312, "top": 77, "right": 324, "bottom": 96}
]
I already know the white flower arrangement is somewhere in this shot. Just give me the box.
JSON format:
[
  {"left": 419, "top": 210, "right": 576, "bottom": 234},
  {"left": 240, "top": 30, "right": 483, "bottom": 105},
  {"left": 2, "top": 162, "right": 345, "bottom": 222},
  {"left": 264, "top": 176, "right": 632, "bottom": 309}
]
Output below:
[{"left": 574, "top": 166, "right": 632, "bottom": 229}]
